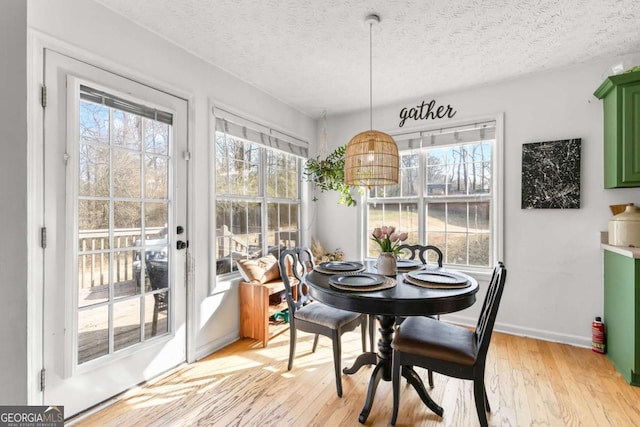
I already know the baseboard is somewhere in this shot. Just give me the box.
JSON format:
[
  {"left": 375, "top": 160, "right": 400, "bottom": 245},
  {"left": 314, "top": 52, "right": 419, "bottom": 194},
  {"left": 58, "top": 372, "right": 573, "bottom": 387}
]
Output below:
[
  {"left": 195, "top": 332, "right": 240, "bottom": 361},
  {"left": 197, "top": 315, "right": 593, "bottom": 361},
  {"left": 443, "top": 313, "right": 591, "bottom": 349}
]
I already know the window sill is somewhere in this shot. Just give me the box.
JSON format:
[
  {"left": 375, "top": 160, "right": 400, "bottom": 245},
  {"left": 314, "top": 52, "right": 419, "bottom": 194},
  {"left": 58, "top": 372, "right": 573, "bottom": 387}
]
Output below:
[
  {"left": 211, "top": 272, "right": 242, "bottom": 295},
  {"left": 445, "top": 265, "right": 493, "bottom": 283}
]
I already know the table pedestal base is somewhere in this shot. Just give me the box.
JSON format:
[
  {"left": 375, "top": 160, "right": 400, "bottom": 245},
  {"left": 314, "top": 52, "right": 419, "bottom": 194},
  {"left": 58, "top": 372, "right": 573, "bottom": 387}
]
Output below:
[{"left": 342, "top": 315, "right": 443, "bottom": 424}]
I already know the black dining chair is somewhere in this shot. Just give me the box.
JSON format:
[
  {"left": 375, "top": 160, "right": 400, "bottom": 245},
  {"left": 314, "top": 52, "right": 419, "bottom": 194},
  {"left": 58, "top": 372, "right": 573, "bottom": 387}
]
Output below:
[
  {"left": 389, "top": 262, "right": 507, "bottom": 427},
  {"left": 391, "top": 243, "right": 444, "bottom": 386},
  {"left": 397, "top": 243, "right": 443, "bottom": 267},
  {"left": 367, "top": 244, "right": 443, "bottom": 350},
  {"left": 279, "top": 247, "right": 368, "bottom": 397},
  {"left": 368, "top": 244, "right": 444, "bottom": 354},
  {"left": 147, "top": 256, "right": 169, "bottom": 336}
]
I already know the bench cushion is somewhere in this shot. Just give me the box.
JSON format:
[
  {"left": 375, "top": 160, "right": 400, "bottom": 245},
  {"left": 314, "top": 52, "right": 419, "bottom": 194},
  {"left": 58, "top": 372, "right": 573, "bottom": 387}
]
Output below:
[{"left": 236, "top": 255, "right": 280, "bottom": 283}]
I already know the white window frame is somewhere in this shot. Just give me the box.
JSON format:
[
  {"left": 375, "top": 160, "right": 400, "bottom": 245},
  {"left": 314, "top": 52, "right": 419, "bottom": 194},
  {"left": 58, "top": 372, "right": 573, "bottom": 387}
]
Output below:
[
  {"left": 362, "top": 114, "right": 503, "bottom": 276},
  {"left": 211, "top": 110, "right": 307, "bottom": 282}
]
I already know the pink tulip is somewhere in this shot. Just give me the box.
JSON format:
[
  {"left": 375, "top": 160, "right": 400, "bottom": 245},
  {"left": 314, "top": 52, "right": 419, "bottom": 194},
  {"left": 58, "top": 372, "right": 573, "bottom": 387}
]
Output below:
[
  {"left": 388, "top": 226, "right": 396, "bottom": 234},
  {"left": 381, "top": 226, "right": 388, "bottom": 236},
  {"left": 398, "top": 232, "right": 408, "bottom": 241},
  {"left": 389, "top": 233, "right": 399, "bottom": 242},
  {"left": 372, "top": 227, "right": 382, "bottom": 238}
]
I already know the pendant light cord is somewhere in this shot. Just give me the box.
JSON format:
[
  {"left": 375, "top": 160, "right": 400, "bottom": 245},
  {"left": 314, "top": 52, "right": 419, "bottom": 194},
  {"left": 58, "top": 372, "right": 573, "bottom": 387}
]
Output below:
[{"left": 369, "top": 19, "right": 373, "bottom": 131}]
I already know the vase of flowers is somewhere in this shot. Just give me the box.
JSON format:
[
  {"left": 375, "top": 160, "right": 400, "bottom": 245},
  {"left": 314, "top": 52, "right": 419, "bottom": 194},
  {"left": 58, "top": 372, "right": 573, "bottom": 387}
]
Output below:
[{"left": 371, "top": 226, "right": 408, "bottom": 276}]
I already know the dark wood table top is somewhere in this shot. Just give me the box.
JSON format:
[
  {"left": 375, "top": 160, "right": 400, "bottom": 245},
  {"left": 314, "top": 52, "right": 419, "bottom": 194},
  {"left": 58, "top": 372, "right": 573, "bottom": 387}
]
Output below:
[{"left": 306, "top": 261, "right": 479, "bottom": 317}]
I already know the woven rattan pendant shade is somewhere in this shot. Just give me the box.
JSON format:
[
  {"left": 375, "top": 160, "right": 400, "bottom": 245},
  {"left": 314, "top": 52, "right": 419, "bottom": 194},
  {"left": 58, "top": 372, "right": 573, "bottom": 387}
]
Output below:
[
  {"left": 344, "top": 14, "right": 399, "bottom": 187},
  {"left": 344, "top": 130, "right": 399, "bottom": 186}
]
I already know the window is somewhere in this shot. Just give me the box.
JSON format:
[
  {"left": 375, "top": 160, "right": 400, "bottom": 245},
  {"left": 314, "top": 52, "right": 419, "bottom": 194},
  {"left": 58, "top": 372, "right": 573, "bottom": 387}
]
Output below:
[
  {"left": 365, "top": 119, "right": 501, "bottom": 269},
  {"left": 77, "top": 84, "right": 175, "bottom": 363},
  {"left": 214, "top": 116, "right": 307, "bottom": 275}
]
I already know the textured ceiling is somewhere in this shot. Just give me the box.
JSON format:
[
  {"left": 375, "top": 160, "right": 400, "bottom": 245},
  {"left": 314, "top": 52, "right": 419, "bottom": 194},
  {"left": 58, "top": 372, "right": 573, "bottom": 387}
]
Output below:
[{"left": 95, "top": 0, "right": 640, "bottom": 118}]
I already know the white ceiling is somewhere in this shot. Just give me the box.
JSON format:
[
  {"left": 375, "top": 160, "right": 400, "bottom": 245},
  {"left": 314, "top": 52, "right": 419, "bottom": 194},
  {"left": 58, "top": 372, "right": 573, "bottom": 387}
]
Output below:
[{"left": 95, "top": 0, "right": 640, "bottom": 118}]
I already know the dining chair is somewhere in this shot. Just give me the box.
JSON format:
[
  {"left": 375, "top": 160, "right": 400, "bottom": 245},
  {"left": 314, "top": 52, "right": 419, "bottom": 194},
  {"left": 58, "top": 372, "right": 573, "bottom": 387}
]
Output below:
[
  {"left": 390, "top": 243, "right": 445, "bottom": 386},
  {"left": 397, "top": 243, "right": 443, "bottom": 267},
  {"left": 367, "top": 244, "right": 444, "bottom": 354},
  {"left": 389, "top": 262, "right": 507, "bottom": 427},
  {"left": 279, "top": 247, "right": 368, "bottom": 397},
  {"left": 147, "top": 257, "right": 169, "bottom": 336}
]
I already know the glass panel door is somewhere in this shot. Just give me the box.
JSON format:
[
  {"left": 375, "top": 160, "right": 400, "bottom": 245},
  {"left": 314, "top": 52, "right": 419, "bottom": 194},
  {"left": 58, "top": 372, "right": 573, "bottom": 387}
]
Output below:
[{"left": 43, "top": 50, "right": 187, "bottom": 417}]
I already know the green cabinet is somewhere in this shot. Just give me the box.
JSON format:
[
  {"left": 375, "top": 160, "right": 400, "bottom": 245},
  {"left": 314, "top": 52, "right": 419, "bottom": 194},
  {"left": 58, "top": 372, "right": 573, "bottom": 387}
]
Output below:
[
  {"left": 603, "top": 249, "right": 640, "bottom": 386},
  {"left": 594, "top": 70, "right": 640, "bottom": 188}
]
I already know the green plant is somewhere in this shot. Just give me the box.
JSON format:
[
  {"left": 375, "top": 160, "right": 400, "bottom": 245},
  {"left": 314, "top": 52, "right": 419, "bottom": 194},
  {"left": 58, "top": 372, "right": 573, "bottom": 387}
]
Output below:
[{"left": 304, "top": 145, "right": 359, "bottom": 206}]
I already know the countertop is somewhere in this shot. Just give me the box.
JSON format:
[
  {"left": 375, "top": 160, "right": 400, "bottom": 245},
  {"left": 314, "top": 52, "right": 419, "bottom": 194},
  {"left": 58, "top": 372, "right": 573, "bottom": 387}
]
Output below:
[{"left": 601, "top": 231, "right": 640, "bottom": 259}]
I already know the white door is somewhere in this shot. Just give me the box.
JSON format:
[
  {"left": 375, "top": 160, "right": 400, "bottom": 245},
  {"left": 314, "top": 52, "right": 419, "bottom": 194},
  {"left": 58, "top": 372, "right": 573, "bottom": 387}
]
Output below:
[{"left": 42, "top": 50, "right": 188, "bottom": 417}]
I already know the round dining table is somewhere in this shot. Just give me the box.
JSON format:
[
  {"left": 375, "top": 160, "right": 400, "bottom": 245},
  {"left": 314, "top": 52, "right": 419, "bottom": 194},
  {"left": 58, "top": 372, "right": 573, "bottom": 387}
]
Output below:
[{"left": 305, "top": 261, "right": 479, "bottom": 424}]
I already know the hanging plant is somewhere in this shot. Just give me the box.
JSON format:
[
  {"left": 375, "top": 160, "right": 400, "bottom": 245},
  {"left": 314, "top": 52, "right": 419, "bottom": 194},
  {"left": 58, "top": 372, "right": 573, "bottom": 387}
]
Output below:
[{"left": 304, "top": 145, "right": 359, "bottom": 206}]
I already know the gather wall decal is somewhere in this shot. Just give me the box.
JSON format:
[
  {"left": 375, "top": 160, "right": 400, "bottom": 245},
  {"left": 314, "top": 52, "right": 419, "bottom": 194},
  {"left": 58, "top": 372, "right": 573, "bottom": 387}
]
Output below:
[{"left": 398, "top": 99, "right": 457, "bottom": 127}]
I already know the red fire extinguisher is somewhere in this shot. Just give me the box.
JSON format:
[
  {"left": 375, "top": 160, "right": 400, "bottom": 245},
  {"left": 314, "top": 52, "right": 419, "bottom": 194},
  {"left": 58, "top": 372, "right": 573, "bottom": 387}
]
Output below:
[{"left": 592, "top": 316, "right": 606, "bottom": 354}]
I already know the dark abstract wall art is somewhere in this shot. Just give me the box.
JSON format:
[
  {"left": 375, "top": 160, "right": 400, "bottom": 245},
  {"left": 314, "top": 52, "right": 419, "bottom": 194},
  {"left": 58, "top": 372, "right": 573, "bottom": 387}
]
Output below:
[{"left": 521, "top": 138, "right": 581, "bottom": 209}]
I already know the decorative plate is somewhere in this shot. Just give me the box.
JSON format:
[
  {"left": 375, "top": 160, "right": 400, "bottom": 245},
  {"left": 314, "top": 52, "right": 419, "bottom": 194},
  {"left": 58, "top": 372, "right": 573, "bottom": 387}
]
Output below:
[
  {"left": 318, "top": 261, "right": 364, "bottom": 272},
  {"left": 329, "top": 273, "right": 385, "bottom": 288},
  {"left": 407, "top": 269, "right": 468, "bottom": 286},
  {"left": 403, "top": 274, "right": 470, "bottom": 289},
  {"left": 396, "top": 259, "right": 423, "bottom": 270},
  {"left": 330, "top": 276, "right": 397, "bottom": 292}
]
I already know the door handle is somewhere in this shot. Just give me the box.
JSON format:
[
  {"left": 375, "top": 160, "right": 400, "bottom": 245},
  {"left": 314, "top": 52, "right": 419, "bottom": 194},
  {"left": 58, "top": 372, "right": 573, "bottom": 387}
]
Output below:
[{"left": 177, "top": 240, "right": 187, "bottom": 250}]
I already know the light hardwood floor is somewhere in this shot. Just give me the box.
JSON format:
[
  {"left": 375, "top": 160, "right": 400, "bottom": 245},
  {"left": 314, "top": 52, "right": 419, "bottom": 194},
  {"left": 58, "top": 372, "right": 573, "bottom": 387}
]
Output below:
[{"left": 71, "top": 327, "right": 640, "bottom": 426}]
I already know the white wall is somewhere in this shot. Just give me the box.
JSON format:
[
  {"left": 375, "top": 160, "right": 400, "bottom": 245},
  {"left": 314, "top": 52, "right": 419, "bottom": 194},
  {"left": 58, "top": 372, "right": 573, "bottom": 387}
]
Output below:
[
  {"left": 26, "top": 0, "right": 315, "bottom": 368},
  {"left": 0, "top": 0, "right": 28, "bottom": 404},
  {"left": 13, "top": 0, "right": 640, "bottom": 402},
  {"left": 318, "top": 53, "right": 640, "bottom": 346}
]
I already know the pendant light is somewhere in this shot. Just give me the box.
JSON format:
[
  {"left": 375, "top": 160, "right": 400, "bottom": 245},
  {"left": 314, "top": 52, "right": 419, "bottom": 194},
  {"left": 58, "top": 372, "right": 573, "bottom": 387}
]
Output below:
[{"left": 344, "top": 14, "right": 399, "bottom": 186}]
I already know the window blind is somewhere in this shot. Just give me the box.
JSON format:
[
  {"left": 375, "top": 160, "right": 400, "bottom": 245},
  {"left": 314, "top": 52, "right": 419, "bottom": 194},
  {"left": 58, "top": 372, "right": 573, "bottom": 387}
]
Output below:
[
  {"left": 391, "top": 120, "right": 496, "bottom": 151},
  {"left": 421, "top": 120, "right": 496, "bottom": 147},
  {"left": 80, "top": 85, "right": 173, "bottom": 125},
  {"left": 214, "top": 112, "right": 309, "bottom": 158}
]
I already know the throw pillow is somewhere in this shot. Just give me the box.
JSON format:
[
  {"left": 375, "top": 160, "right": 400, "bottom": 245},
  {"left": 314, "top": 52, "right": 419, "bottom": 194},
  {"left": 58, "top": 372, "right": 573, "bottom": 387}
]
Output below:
[{"left": 236, "top": 254, "right": 280, "bottom": 283}]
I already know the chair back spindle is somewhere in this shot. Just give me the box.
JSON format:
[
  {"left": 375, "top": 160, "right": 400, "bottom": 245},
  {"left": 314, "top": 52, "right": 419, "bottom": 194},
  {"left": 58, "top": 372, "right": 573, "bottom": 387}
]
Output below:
[
  {"left": 279, "top": 247, "right": 315, "bottom": 316},
  {"left": 474, "top": 262, "right": 507, "bottom": 358}
]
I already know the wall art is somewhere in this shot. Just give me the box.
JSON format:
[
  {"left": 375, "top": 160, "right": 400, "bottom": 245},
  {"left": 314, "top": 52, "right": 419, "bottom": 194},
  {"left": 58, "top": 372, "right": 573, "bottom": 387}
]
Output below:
[
  {"left": 521, "top": 138, "right": 581, "bottom": 209},
  {"left": 398, "top": 99, "right": 457, "bottom": 127}
]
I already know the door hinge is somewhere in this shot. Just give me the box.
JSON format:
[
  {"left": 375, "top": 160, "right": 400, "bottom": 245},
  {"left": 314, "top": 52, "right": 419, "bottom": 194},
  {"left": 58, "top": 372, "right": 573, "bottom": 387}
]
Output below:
[
  {"left": 40, "top": 368, "right": 46, "bottom": 391},
  {"left": 183, "top": 151, "right": 191, "bottom": 161},
  {"left": 41, "top": 85, "right": 47, "bottom": 108},
  {"left": 40, "top": 227, "right": 47, "bottom": 249}
]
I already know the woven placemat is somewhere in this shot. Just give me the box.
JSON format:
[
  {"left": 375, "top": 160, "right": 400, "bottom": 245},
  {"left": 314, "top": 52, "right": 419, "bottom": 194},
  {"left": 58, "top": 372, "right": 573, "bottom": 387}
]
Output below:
[
  {"left": 313, "top": 265, "right": 365, "bottom": 275},
  {"left": 403, "top": 273, "right": 470, "bottom": 289},
  {"left": 330, "top": 276, "right": 397, "bottom": 292}
]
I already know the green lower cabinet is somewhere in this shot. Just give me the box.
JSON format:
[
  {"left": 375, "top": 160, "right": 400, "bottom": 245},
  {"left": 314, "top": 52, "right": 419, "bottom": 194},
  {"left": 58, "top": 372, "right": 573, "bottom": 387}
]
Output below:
[{"left": 603, "top": 250, "right": 640, "bottom": 386}]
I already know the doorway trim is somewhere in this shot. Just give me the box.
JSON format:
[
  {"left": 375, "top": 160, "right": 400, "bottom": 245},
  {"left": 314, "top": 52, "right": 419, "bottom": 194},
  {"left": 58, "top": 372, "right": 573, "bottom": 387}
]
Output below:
[{"left": 27, "top": 30, "right": 197, "bottom": 406}]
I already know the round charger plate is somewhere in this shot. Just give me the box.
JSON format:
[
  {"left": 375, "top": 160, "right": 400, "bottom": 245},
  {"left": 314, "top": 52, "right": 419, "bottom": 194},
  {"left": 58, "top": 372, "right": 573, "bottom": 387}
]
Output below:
[
  {"left": 329, "top": 272, "right": 385, "bottom": 288},
  {"left": 396, "top": 259, "right": 423, "bottom": 270},
  {"left": 407, "top": 269, "right": 468, "bottom": 286},
  {"left": 403, "top": 273, "right": 470, "bottom": 289},
  {"left": 317, "top": 261, "right": 364, "bottom": 272},
  {"left": 330, "top": 276, "right": 396, "bottom": 292}
]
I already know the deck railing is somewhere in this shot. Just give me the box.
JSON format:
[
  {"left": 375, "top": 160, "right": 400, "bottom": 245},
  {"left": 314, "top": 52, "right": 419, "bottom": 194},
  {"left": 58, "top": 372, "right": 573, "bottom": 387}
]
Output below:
[{"left": 79, "top": 227, "right": 165, "bottom": 288}]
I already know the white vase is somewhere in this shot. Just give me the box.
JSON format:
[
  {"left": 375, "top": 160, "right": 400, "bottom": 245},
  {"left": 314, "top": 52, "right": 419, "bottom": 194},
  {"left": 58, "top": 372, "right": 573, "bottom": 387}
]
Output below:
[{"left": 377, "top": 252, "right": 397, "bottom": 276}]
